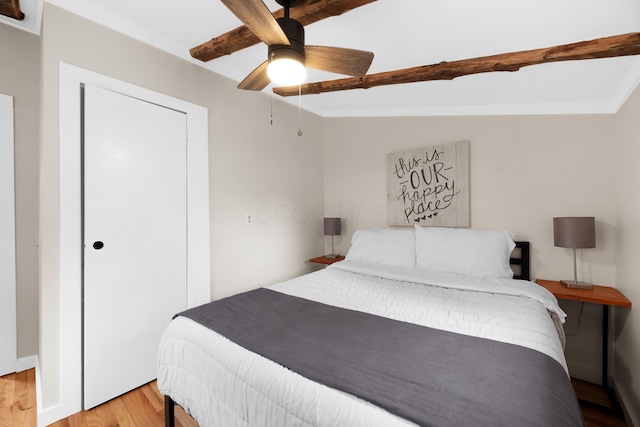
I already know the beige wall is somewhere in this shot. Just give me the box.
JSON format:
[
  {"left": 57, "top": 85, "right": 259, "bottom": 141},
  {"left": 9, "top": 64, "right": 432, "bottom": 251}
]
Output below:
[
  {"left": 39, "top": 3, "right": 324, "bottom": 411},
  {"left": 324, "top": 115, "right": 616, "bottom": 282},
  {"left": 323, "top": 114, "right": 617, "bottom": 383},
  {"left": 614, "top": 83, "right": 640, "bottom": 426},
  {"left": 0, "top": 22, "right": 40, "bottom": 360}
]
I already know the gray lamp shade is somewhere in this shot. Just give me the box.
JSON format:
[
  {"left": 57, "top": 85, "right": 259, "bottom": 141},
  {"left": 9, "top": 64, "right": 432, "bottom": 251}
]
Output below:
[
  {"left": 553, "top": 217, "right": 596, "bottom": 249},
  {"left": 324, "top": 218, "right": 341, "bottom": 236}
]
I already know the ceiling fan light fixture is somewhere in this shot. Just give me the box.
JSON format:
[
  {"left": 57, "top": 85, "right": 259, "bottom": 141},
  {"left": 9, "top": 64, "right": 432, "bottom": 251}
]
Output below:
[
  {"left": 266, "top": 16, "right": 306, "bottom": 87},
  {"left": 267, "top": 57, "right": 306, "bottom": 86},
  {"left": 267, "top": 46, "right": 306, "bottom": 86}
]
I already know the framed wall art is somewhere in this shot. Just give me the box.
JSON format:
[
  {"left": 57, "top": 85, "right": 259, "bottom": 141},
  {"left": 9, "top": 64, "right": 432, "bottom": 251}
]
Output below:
[{"left": 387, "top": 140, "right": 469, "bottom": 227}]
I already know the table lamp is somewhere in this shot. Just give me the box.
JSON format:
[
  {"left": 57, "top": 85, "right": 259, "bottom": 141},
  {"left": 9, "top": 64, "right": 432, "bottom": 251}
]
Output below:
[
  {"left": 324, "top": 217, "right": 341, "bottom": 259},
  {"left": 553, "top": 216, "right": 596, "bottom": 289}
]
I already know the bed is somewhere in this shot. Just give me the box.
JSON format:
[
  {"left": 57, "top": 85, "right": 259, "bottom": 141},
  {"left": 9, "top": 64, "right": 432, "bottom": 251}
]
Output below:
[{"left": 158, "top": 226, "right": 584, "bottom": 427}]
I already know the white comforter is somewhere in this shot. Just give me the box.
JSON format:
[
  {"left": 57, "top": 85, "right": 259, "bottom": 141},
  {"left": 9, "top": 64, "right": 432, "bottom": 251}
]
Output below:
[{"left": 157, "top": 262, "right": 567, "bottom": 427}]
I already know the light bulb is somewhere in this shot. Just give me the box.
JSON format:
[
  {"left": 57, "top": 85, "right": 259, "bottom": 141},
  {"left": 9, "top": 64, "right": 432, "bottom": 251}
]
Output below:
[{"left": 267, "top": 58, "right": 306, "bottom": 86}]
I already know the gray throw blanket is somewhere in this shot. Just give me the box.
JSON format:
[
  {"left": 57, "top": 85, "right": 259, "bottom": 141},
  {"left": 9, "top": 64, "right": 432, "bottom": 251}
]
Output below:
[{"left": 178, "top": 288, "right": 584, "bottom": 427}]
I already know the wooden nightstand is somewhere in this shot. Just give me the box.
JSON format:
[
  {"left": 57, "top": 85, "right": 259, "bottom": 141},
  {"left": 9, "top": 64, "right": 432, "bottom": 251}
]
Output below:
[
  {"left": 308, "top": 255, "right": 345, "bottom": 265},
  {"left": 536, "top": 279, "right": 632, "bottom": 389}
]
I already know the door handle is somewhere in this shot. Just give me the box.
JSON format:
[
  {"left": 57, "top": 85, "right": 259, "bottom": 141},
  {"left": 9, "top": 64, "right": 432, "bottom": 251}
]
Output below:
[{"left": 93, "top": 241, "right": 104, "bottom": 250}]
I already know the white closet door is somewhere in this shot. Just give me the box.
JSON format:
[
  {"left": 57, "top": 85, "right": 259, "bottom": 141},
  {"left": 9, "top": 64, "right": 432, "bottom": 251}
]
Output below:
[
  {"left": 0, "top": 94, "right": 17, "bottom": 377},
  {"left": 83, "top": 85, "right": 188, "bottom": 409}
]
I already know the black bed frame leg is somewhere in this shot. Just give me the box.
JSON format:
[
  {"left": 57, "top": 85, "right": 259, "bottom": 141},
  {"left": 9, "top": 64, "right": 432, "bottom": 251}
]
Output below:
[{"left": 164, "top": 395, "right": 175, "bottom": 427}]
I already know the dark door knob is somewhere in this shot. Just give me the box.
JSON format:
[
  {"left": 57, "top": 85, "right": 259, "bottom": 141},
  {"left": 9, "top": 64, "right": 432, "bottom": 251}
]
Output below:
[{"left": 93, "top": 241, "right": 104, "bottom": 250}]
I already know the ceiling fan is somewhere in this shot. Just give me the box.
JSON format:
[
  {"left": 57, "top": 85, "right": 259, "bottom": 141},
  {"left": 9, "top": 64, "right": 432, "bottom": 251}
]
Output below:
[{"left": 218, "top": 0, "right": 374, "bottom": 91}]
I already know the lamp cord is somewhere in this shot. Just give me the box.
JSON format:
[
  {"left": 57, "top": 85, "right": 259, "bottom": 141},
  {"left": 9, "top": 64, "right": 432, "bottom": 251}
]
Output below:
[{"left": 564, "top": 301, "right": 585, "bottom": 336}]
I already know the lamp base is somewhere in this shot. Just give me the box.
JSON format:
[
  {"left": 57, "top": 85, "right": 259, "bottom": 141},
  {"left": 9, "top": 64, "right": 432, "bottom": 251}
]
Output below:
[
  {"left": 325, "top": 254, "right": 340, "bottom": 259},
  {"left": 560, "top": 280, "right": 593, "bottom": 290}
]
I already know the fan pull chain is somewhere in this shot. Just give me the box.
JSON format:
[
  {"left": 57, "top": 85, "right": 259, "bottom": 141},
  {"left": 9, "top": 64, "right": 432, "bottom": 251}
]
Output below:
[
  {"left": 297, "top": 85, "right": 303, "bottom": 136},
  {"left": 270, "top": 93, "right": 274, "bottom": 126}
]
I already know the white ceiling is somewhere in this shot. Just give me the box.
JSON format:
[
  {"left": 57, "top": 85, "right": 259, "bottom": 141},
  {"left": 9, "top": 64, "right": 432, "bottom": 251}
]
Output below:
[{"left": 7, "top": 0, "right": 640, "bottom": 117}]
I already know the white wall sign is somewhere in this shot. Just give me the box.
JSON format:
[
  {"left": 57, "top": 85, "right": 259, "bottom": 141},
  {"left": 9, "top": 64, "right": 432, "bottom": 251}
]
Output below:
[{"left": 387, "top": 140, "right": 470, "bottom": 227}]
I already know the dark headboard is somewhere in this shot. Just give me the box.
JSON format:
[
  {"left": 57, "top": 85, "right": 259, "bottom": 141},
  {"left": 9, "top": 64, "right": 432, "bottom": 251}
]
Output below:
[{"left": 510, "top": 241, "right": 530, "bottom": 281}]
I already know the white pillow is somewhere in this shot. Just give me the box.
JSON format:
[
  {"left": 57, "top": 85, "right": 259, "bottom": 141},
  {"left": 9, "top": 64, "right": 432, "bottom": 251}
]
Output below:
[
  {"left": 345, "top": 228, "right": 415, "bottom": 268},
  {"left": 415, "top": 225, "right": 515, "bottom": 278}
]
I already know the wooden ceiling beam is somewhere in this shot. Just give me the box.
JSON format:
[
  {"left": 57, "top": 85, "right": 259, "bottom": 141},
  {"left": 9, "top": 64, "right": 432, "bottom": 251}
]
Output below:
[
  {"left": 0, "top": 0, "right": 24, "bottom": 21},
  {"left": 190, "top": 0, "right": 377, "bottom": 62},
  {"left": 273, "top": 32, "right": 640, "bottom": 97}
]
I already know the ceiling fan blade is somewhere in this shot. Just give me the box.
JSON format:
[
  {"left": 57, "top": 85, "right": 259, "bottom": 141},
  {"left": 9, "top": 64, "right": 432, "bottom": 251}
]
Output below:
[
  {"left": 220, "top": 0, "right": 289, "bottom": 47},
  {"left": 238, "top": 61, "right": 271, "bottom": 91},
  {"left": 191, "top": 0, "right": 377, "bottom": 62},
  {"left": 305, "top": 45, "right": 373, "bottom": 76}
]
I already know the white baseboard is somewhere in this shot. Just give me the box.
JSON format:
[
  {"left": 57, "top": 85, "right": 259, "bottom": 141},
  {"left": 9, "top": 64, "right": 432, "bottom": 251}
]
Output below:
[
  {"left": 1, "top": 354, "right": 37, "bottom": 377},
  {"left": 614, "top": 382, "right": 639, "bottom": 427},
  {"left": 35, "top": 356, "right": 62, "bottom": 427},
  {"left": 15, "top": 355, "right": 37, "bottom": 372},
  {"left": 34, "top": 355, "right": 82, "bottom": 427},
  {"left": 37, "top": 402, "right": 64, "bottom": 427}
]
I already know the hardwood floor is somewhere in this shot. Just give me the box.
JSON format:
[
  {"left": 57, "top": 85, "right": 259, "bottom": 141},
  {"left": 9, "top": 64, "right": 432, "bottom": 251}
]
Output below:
[
  {"left": 0, "top": 369, "right": 197, "bottom": 427},
  {"left": 572, "top": 378, "right": 628, "bottom": 427},
  {"left": 0, "top": 369, "right": 630, "bottom": 426},
  {"left": 0, "top": 369, "right": 36, "bottom": 427},
  {"left": 47, "top": 382, "right": 198, "bottom": 427}
]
